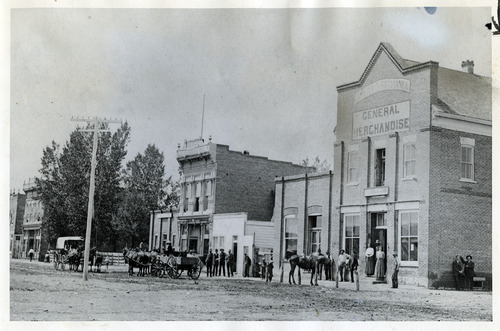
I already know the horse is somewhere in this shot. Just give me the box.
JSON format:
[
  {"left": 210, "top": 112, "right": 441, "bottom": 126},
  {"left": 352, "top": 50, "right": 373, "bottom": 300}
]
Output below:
[
  {"left": 288, "top": 252, "right": 329, "bottom": 286},
  {"left": 123, "top": 247, "right": 150, "bottom": 276},
  {"left": 67, "top": 246, "right": 83, "bottom": 272}
]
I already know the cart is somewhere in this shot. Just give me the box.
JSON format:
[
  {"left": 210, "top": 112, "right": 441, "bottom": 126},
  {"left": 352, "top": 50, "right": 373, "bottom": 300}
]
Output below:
[
  {"left": 171, "top": 256, "right": 203, "bottom": 280},
  {"left": 53, "top": 236, "right": 84, "bottom": 271},
  {"left": 154, "top": 254, "right": 203, "bottom": 279}
]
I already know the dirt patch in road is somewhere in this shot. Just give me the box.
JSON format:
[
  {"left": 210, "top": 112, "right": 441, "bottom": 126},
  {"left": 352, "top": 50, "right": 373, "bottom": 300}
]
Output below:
[{"left": 9, "top": 259, "right": 492, "bottom": 321}]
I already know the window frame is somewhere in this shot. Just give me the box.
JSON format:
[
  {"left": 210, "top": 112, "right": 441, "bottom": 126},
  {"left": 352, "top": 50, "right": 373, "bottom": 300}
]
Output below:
[
  {"left": 403, "top": 143, "right": 416, "bottom": 179},
  {"left": 347, "top": 151, "right": 359, "bottom": 184},
  {"left": 375, "top": 148, "right": 386, "bottom": 187},
  {"left": 343, "top": 213, "right": 360, "bottom": 256},
  {"left": 284, "top": 216, "right": 299, "bottom": 257},
  {"left": 460, "top": 144, "right": 475, "bottom": 182},
  {"left": 308, "top": 215, "right": 322, "bottom": 254},
  {"left": 399, "top": 210, "right": 419, "bottom": 267}
]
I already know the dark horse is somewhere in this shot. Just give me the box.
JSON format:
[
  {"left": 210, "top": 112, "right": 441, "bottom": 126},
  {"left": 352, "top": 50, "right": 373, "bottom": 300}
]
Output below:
[
  {"left": 68, "top": 246, "right": 84, "bottom": 272},
  {"left": 123, "top": 248, "right": 149, "bottom": 276},
  {"left": 288, "top": 251, "right": 330, "bottom": 286}
]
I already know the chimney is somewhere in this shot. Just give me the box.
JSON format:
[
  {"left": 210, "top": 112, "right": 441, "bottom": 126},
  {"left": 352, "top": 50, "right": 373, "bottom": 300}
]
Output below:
[{"left": 461, "top": 60, "right": 474, "bottom": 74}]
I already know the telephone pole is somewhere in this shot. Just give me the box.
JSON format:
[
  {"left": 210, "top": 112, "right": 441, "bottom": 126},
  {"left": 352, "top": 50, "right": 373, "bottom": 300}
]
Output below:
[{"left": 71, "top": 116, "right": 121, "bottom": 281}]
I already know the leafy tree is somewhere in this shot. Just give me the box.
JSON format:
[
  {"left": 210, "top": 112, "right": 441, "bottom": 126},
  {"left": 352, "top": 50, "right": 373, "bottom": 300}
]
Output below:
[
  {"left": 38, "top": 122, "right": 131, "bottom": 250},
  {"left": 114, "top": 144, "right": 167, "bottom": 248},
  {"left": 301, "top": 156, "right": 332, "bottom": 173}
]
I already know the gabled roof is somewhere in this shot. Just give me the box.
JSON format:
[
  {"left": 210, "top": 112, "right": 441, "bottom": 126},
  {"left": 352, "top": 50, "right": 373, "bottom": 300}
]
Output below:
[
  {"left": 337, "top": 42, "right": 436, "bottom": 91},
  {"left": 337, "top": 42, "right": 492, "bottom": 122}
]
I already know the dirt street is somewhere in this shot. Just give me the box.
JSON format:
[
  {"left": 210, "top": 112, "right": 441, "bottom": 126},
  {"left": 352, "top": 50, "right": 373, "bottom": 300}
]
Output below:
[{"left": 9, "top": 259, "right": 491, "bottom": 321}]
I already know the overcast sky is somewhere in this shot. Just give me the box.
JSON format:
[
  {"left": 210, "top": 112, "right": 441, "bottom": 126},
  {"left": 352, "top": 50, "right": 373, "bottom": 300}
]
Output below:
[{"left": 8, "top": 6, "right": 493, "bottom": 190}]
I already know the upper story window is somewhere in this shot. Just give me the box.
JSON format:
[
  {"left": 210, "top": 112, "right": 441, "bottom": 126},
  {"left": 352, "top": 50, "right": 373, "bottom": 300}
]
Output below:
[
  {"left": 347, "top": 152, "right": 358, "bottom": 184},
  {"left": 460, "top": 137, "right": 475, "bottom": 182},
  {"left": 403, "top": 143, "right": 416, "bottom": 178},
  {"left": 375, "top": 148, "right": 386, "bottom": 187}
]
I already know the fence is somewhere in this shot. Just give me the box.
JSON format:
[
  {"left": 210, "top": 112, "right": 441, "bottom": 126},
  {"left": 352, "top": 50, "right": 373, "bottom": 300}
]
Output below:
[{"left": 99, "top": 252, "right": 126, "bottom": 265}]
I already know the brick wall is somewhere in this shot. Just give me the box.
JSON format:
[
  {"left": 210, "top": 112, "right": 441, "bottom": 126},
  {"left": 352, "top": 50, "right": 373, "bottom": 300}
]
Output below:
[
  {"left": 215, "top": 145, "right": 315, "bottom": 221},
  {"left": 428, "top": 128, "right": 492, "bottom": 289},
  {"left": 272, "top": 172, "right": 332, "bottom": 262}
]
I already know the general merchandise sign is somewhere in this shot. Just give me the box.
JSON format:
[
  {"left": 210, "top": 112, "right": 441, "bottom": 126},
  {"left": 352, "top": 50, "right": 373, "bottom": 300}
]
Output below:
[{"left": 352, "top": 101, "right": 410, "bottom": 140}]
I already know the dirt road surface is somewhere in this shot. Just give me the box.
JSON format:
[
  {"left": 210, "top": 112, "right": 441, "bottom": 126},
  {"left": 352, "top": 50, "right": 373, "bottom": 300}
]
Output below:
[{"left": 9, "top": 259, "right": 492, "bottom": 322}]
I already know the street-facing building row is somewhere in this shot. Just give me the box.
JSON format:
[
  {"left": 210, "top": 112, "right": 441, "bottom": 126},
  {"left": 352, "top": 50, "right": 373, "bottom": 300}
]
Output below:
[{"left": 150, "top": 43, "right": 491, "bottom": 288}]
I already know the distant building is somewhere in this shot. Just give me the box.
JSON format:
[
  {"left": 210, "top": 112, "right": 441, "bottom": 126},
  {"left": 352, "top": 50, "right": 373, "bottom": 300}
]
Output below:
[
  {"left": 10, "top": 190, "right": 26, "bottom": 259},
  {"left": 21, "top": 178, "right": 48, "bottom": 261},
  {"left": 151, "top": 137, "right": 315, "bottom": 275}
]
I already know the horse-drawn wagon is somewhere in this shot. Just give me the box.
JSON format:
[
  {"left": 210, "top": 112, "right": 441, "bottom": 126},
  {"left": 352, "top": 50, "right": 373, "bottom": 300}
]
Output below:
[
  {"left": 168, "top": 255, "right": 203, "bottom": 280},
  {"left": 53, "top": 236, "right": 84, "bottom": 271},
  {"left": 150, "top": 253, "right": 203, "bottom": 279}
]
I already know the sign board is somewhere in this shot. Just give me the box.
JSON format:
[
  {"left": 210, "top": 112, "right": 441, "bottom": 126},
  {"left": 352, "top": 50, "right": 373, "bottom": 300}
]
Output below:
[
  {"left": 352, "top": 101, "right": 410, "bottom": 140},
  {"left": 354, "top": 79, "right": 411, "bottom": 104}
]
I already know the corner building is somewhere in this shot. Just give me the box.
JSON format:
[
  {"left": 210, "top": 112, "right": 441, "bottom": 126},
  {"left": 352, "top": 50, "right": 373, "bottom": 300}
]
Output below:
[{"left": 333, "top": 43, "right": 491, "bottom": 288}]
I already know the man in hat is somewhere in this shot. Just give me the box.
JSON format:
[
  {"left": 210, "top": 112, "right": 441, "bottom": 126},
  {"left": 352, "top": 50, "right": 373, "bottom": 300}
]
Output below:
[
  {"left": 226, "top": 250, "right": 234, "bottom": 277},
  {"left": 205, "top": 249, "right": 213, "bottom": 277},
  {"left": 391, "top": 251, "right": 400, "bottom": 288},
  {"left": 338, "top": 250, "right": 348, "bottom": 281},
  {"left": 464, "top": 255, "right": 475, "bottom": 290},
  {"left": 219, "top": 249, "right": 226, "bottom": 277},
  {"left": 166, "top": 241, "right": 173, "bottom": 256}
]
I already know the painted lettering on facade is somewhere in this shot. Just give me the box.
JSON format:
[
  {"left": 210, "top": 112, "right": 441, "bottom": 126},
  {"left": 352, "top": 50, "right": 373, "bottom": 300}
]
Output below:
[
  {"left": 352, "top": 101, "right": 410, "bottom": 139},
  {"left": 354, "top": 79, "right": 410, "bottom": 104}
]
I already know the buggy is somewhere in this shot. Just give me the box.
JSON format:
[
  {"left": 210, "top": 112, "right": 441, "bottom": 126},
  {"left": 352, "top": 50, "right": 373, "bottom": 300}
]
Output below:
[{"left": 53, "top": 236, "right": 84, "bottom": 271}]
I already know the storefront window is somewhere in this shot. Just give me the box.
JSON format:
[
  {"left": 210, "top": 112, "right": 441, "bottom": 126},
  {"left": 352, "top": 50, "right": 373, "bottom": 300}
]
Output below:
[
  {"left": 284, "top": 217, "right": 298, "bottom": 255},
  {"left": 344, "top": 214, "right": 360, "bottom": 256},
  {"left": 400, "top": 210, "right": 418, "bottom": 264}
]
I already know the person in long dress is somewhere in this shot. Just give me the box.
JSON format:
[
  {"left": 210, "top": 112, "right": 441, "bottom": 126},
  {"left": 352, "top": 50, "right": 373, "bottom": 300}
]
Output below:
[
  {"left": 365, "top": 245, "right": 375, "bottom": 276},
  {"left": 374, "top": 246, "right": 386, "bottom": 280}
]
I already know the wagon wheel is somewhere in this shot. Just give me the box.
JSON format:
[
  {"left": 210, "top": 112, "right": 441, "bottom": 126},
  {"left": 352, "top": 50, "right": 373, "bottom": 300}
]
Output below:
[
  {"left": 157, "top": 262, "right": 165, "bottom": 278},
  {"left": 170, "top": 258, "right": 182, "bottom": 279},
  {"left": 189, "top": 259, "right": 203, "bottom": 280}
]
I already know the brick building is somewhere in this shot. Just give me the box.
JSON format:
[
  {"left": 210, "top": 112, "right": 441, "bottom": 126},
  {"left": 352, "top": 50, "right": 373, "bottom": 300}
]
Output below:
[
  {"left": 150, "top": 137, "right": 314, "bottom": 275},
  {"left": 21, "top": 178, "right": 49, "bottom": 261},
  {"left": 333, "top": 42, "right": 491, "bottom": 288},
  {"left": 272, "top": 42, "right": 491, "bottom": 289},
  {"left": 10, "top": 190, "right": 26, "bottom": 259},
  {"left": 272, "top": 172, "right": 334, "bottom": 265}
]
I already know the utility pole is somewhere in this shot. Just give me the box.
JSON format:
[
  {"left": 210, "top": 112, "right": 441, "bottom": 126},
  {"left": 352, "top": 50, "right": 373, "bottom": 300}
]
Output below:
[{"left": 71, "top": 116, "right": 121, "bottom": 281}]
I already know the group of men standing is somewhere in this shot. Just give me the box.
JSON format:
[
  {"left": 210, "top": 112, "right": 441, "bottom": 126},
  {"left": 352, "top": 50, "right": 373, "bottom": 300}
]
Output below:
[
  {"left": 452, "top": 255, "right": 475, "bottom": 290},
  {"left": 205, "top": 248, "right": 235, "bottom": 277}
]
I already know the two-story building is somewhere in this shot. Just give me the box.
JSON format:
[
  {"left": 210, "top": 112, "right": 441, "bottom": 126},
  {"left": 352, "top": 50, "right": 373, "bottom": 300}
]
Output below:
[
  {"left": 21, "top": 178, "right": 48, "bottom": 261},
  {"left": 272, "top": 42, "right": 491, "bottom": 289},
  {"left": 333, "top": 42, "right": 491, "bottom": 288},
  {"left": 150, "top": 137, "right": 315, "bottom": 275},
  {"left": 10, "top": 190, "right": 26, "bottom": 259}
]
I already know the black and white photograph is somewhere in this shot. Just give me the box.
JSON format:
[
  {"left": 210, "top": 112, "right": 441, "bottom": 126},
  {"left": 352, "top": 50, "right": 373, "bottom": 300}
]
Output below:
[{"left": 2, "top": 0, "right": 498, "bottom": 328}]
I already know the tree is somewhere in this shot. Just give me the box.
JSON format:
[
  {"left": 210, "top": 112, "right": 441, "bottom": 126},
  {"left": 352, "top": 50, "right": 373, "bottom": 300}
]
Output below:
[
  {"left": 114, "top": 144, "right": 167, "bottom": 248},
  {"left": 38, "top": 122, "right": 131, "bottom": 250},
  {"left": 301, "top": 156, "right": 332, "bottom": 173}
]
